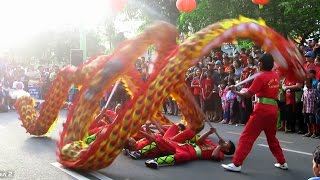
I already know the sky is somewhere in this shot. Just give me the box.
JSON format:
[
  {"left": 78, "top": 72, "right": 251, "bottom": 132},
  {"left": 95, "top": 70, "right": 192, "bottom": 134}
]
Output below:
[{"left": 0, "top": 0, "right": 140, "bottom": 50}]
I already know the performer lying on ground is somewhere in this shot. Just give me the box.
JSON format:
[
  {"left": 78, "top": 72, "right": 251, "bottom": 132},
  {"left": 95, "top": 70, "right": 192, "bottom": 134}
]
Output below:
[
  {"left": 124, "top": 122, "right": 198, "bottom": 159},
  {"left": 143, "top": 127, "right": 236, "bottom": 169},
  {"left": 88, "top": 104, "right": 122, "bottom": 135},
  {"left": 84, "top": 121, "right": 194, "bottom": 159}
]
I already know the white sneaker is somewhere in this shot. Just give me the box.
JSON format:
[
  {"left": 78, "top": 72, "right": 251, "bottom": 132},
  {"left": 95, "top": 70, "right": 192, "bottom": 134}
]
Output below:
[
  {"left": 145, "top": 159, "right": 158, "bottom": 169},
  {"left": 222, "top": 163, "right": 241, "bottom": 172},
  {"left": 274, "top": 162, "right": 288, "bottom": 170}
]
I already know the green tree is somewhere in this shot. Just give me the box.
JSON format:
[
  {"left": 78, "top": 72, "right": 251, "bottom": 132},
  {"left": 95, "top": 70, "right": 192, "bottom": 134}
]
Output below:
[
  {"left": 277, "top": 0, "right": 320, "bottom": 43},
  {"left": 177, "top": 0, "right": 320, "bottom": 44},
  {"left": 126, "top": 0, "right": 179, "bottom": 25}
]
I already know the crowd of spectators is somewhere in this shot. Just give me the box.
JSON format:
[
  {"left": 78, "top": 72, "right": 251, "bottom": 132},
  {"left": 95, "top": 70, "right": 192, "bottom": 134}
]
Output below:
[
  {"left": 185, "top": 46, "right": 261, "bottom": 126},
  {"left": 0, "top": 64, "right": 60, "bottom": 112},
  {"left": 2, "top": 39, "right": 320, "bottom": 140},
  {"left": 184, "top": 39, "right": 320, "bottom": 139}
]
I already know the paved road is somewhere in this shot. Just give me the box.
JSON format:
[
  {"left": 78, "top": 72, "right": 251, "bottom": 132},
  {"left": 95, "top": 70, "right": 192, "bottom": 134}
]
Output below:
[{"left": 0, "top": 110, "right": 318, "bottom": 180}]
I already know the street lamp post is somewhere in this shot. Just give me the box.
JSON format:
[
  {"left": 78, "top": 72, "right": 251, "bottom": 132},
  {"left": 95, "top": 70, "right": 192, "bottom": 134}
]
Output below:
[{"left": 79, "top": 27, "right": 87, "bottom": 60}]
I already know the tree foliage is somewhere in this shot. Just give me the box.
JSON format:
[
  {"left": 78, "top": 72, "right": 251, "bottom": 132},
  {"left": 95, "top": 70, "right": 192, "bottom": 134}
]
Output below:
[
  {"left": 126, "top": 0, "right": 179, "bottom": 25},
  {"left": 177, "top": 0, "right": 320, "bottom": 44},
  {"left": 10, "top": 0, "right": 320, "bottom": 64}
]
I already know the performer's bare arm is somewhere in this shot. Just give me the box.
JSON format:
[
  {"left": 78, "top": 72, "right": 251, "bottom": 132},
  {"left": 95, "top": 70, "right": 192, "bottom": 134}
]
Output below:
[
  {"left": 152, "top": 120, "right": 166, "bottom": 135},
  {"left": 197, "top": 128, "right": 215, "bottom": 144},
  {"left": 282, "top": 83, "right": 303, "bottom": 91},
  {"left": 229, "top": 85, "right": 252, "bottom": 99},
  {"left": 139, "top": 130, "right": 156, "bottom": 142},
  {"left": 211, "top": 145, "right": 222, "bottom": 160},
  {"left": 144, "top": 122, "right": 153, "bottom": 134}
]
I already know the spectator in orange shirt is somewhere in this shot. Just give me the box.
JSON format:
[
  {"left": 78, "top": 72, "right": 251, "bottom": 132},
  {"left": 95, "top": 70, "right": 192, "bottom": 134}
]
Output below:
[{"left": 223, "top": 56, "right": 231, "bottom": 72}]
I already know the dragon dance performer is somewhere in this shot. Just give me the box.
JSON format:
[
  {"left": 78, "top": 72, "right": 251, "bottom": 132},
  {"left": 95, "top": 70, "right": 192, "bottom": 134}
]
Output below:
[
  {"left": 144, "top": 127, "right": 235, "bottom": 169},
  {"left": 88, "top": 104, "right": 121, "bottom": 135},
  {"left": 124, "top": 122, "right": 198, "bottom": 159},
  {"left": 222, "top": 53, "right": 288, "bottom": 172},
  {"left": 84, "top": 121, "right": 160, "bottom": 147}
]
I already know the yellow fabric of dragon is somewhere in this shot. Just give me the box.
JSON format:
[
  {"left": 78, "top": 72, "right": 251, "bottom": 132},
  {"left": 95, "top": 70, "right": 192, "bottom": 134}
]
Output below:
[{"left": 15, "top": 16, "right": 305, "bottom": 171}]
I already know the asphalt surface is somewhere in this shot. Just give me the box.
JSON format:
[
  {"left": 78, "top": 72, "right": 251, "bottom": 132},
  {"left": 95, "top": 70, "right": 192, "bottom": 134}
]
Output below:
[{"left": 0, "top": 110, "right": 318, "bottom": 180}]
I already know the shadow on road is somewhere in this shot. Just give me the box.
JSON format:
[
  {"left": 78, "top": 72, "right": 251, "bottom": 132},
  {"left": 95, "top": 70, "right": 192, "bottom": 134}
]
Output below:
[{"left": 22, "top": 136, "right": 57, "bottom": 154}]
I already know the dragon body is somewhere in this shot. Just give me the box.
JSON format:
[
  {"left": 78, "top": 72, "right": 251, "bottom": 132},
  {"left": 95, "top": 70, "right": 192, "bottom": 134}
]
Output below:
[{"left": 15, "top": 17, "right": 306, "bottom": 171}]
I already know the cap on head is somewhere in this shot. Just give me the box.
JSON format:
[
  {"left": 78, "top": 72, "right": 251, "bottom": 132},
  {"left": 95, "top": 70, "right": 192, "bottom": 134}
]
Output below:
[
  {"left": 305, "top": 51, "right": 316, "bottom": 58},
  {"left": 215, "top": 60, "right": 222, "bottom": 65}
]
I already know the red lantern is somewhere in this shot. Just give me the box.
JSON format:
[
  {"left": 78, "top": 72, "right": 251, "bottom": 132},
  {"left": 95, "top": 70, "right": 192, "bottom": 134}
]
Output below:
[
  {"left": 252, "top": 0, "right": 270, "bottom": 9},
  {"left": 176, "top": 0, "right": 197, "bottom": 13},
  {"left": 110, "top": 0, "right": 128, "bottom": 12}
]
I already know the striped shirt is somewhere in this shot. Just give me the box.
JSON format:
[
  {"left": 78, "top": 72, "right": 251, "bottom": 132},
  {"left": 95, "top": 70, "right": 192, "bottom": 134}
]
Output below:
[{"left": 302, "top": 88, "right": 317, "bottom": 114}]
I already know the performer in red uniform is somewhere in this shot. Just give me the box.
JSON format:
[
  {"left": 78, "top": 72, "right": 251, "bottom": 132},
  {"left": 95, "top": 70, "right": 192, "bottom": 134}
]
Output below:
[
  {"left": 88, "top": 104, "right": 121, "bottom": 134},
  {"left": 124, "top": 123, "right": 197, "bottom": 159},
  {"left": 144, "top": 128, "right": 235, "bottom": 169},
  {"left": 222, "top": 53, "right": 288, "bottom": 172},
  {"left": 88, "top": 110, "right": 116, "bottom": 135}
]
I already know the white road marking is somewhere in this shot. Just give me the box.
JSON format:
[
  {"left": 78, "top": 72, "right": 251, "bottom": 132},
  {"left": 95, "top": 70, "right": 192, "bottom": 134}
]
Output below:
[
  {"left": 227, "top": 132, "right": 294, "bottom": 144},
  {"left": 257, "top": 144, "right": 313, "bottom": 156},
  {"left": 51, "top": 162, "right": 113, "bottom": 180},
  {"left": 90, "top": 171, "right": 113, "bottom": 180},
  {"left": 51, "top": 162, "right": 90, "bottom": 180}
]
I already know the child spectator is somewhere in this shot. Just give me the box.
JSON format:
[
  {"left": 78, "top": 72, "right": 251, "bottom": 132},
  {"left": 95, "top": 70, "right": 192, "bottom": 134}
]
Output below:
[
  {"left": 302, "top": 78, "right": 318, "bottom": 138},
  {"left": 185, "top": 69, "right": 194, "bottom": 91},
  {"left": 315, "top": 82, "right": 320, "bottom": 139},
  {"left": 237, "top": 67, "right": 254, "bottom": 126},
  {"left": 309, "top": 70, "right": 319, "bottom": 89},
  {"left": 191, "top": 68, "right": 202, "bottom": 107},
  {"left": 308, "top": 146, "right": 320, "bottom": 180},
  {"left": 220, "top": 78, "right": 237, "bottom": 124},
  {"left": 201, "top": 70, "right": 215, "bottom": 121},
  {"left": 219, "top": 80, "right": 228, "bottom": 123}
]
